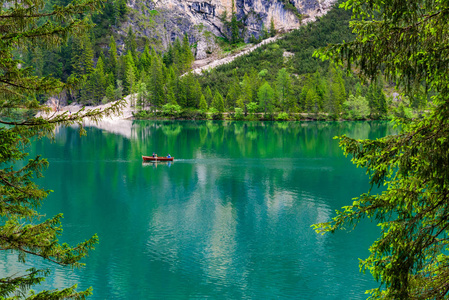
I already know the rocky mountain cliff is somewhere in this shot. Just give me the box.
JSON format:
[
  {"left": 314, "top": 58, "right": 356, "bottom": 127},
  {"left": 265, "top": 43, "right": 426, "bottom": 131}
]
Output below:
[{"left": 122, "top": 0, "right": 337, "bottom": 59}]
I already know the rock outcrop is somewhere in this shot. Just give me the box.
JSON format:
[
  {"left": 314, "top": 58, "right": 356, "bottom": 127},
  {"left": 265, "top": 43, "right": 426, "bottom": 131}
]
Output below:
[{"left": 123, "top": 0, "right": 337, "bottom": 58}]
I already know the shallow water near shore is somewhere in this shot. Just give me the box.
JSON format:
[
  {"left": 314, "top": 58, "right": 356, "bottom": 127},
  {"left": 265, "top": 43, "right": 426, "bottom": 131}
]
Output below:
[{"left": 1, "top": 120, "right": 394, "bottom": 299}]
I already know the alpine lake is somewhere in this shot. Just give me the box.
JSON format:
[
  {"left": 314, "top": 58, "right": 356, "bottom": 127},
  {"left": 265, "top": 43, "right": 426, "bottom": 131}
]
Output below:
[{"left": 2, "top": 120, "right": 395, "bottom": 299}]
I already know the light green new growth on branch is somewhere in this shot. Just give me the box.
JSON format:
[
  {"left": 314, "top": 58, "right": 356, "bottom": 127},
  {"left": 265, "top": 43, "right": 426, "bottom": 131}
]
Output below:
[
  {"left": 313, "top": 0, "right": 449, "bottom": 298},
  {"left": 0, "top": 0, "right": 125, "bottom": 298}
]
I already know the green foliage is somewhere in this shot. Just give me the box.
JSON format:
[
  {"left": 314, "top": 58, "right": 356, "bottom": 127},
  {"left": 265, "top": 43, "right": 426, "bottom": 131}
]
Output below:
[
  {"left": 204, "top": 86, "right": 214, "bottom": 106},
  {"left": 133, "top": 109, "right": 153, "bottom": 119},
  {"left": 0, "top": 0, "right": 126, "bottom": 297},
  {"left": 343, "top": 94, "right": 370, "bottom": 120},
  {"left": 125, "top": 26, "right": 137, "bottom": 56},
  {"left": 198, "top": 1, "right": 353, "bottom": 90},
  {"left": 276, "top": 112, "right": 289, "bottom": 120},
  {"left": 195, "top": 3, "right": 384, "bottom": 119},
  {"left": 230, "top": 11, "right": 240, "bottom": 44},
  {"left": 124, "top": 51, "right": 136, "bottom": 94},
  {"left": 276, "top": 68, "right": 294, "bottom": 112},
  {"left": 161, "top": 103, "right": 182, "bottom": 118},
  {"left": 257, "top": 81, "right": 275, "bottom": 115},
  {"left": 270, "top": 17, "right": 276, "bottom": 37},
  {"left": 178, "top": 108, "right": 207, "bottom": 120},
  {"left": 258, "top": 69, "right": 268, "bottom": 78},
  {"left": 221, "top": 0, "right": 243, "bottom": 45},
  {"left": 104, "top": 84, "right": 115, "bottom": 103},
  {"left": 313, "top": 0, "right": 449, "bottom": 298},
  {"left": 212, "top": 91, "right": 225, "bottom": 113},
  {"left": 366, "top": 83, "right": 388, "bottom": 118},
  {"left": 163, "top": 35, "right": 195, "bottom": 74},
  {"left": 136, "top": 81, "right": 149, "bottom": 108},
  {"left": 326, "top": 63, "right": 345, "bottom": 117},
  {"left": 233, "top": 107, "right": 245, "bottom": 120},
  {"left": 392, "top": 102, "right": 414, "bottom": 119},
  {"left": 199, "top": 94, "right": 208, "bottom": 111},
  {"left": 247, "top": 102, "right": 258, "bottom": 115},
  {"left": 181, "top": 34, "right": 195, "bottom": 71}
]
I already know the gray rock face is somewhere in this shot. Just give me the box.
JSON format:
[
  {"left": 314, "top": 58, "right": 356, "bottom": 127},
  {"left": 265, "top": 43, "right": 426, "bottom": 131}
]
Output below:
[{"left": 123, "top": 0, "right": 337, "bottom": 58}]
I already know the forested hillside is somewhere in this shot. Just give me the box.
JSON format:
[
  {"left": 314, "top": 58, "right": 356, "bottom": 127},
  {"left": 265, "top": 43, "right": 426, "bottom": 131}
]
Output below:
[
  {"left": 23, "top": 0, "right": 426, "bottom": 120},
  {"left": 24, "top": 0, "right": 195, "bottom": 106},
  {"left": 196, "top": 4, "right": 392, "bottom": 120}
]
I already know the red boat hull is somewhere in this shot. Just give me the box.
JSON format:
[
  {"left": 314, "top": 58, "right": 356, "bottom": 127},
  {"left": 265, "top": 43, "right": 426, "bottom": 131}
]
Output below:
[{"left": 142, "top": 156, "right": 174, "bottom": 161}]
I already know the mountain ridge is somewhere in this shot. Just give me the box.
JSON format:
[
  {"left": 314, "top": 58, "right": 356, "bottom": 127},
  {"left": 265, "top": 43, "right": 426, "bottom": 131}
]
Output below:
[{"left": 122, "top": 0, "right": 337, "bottom": 59}]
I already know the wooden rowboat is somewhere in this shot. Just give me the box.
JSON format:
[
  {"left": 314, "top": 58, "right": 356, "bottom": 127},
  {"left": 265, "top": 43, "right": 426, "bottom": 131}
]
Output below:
[{"left": 142, "top": 155, "right": 174, "bottom": 162}]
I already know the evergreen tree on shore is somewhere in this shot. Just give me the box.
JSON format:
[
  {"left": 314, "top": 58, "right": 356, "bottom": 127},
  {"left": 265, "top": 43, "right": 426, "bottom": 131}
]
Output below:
[
  {"left": 0, "top": 0, "right": 125, "bottom": 297},
  {"left": 314, "top": 0, "right": 449, "bottom": 298},
  {"left": 258, "top": 81, "right": 275, "bottom": 115},
  {"left": 108, "top": 36, "right": 119, "bottom": 80},
  {"left": 270, "top": 17, "right": 276, "bottom": 37},
  {"left": 230, "top": 0, "right": 240, "bottom": 44},
  {"left": 213, "top": 91, "right": 225, "bottom": 112}
]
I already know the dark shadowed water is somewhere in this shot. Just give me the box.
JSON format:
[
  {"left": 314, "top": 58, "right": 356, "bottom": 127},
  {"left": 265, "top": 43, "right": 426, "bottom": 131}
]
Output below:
[{"left": 1, "top": 120, "right": 394, "bottom": 299}]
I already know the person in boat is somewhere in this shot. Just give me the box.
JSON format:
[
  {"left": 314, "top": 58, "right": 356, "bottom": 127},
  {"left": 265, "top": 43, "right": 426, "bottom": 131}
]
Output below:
[
  {"left": 152, "top": 152, "right": 155, "bottom": 158},
  {"left": 167, "top": 154, "right": 171, "bottom": 158}
]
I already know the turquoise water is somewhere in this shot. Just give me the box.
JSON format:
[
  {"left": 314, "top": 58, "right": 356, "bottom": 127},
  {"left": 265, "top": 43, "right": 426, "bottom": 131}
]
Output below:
[{"left": 1, "top": 121, "right": 394, "bottom": 299}]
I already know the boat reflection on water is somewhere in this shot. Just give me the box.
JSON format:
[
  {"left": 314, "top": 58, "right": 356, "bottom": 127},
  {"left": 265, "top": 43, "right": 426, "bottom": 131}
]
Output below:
[{"left": 142, "top": 161, "right": 172, "bottom": 168}]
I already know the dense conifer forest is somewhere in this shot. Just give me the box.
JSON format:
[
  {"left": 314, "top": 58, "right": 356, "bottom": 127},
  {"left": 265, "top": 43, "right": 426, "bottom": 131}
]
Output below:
[{"left": 23, "top": 0, "right": 427, "bottom": 120}]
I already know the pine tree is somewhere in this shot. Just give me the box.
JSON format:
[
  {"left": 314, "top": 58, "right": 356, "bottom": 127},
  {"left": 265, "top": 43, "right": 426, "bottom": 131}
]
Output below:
[
  {"left": 183, "top": 73, "right": 198, "bottom": 108},
  {"left": 305, "top": 87, "right": 318, "bottom": 113},
  {"left": 327, "top": 63, "right": 346, "bottom": 117},
  {"left": 116, "top": 52, "right": 127, "bottom": 84},
  {"left": 140, "top": 45, "right": 152, "bottom": 72},
  {"left": 249, "top": 68, "right": 260, "bottom": 103},
  {"left": 230, "top": 0, "right": 240, "bottom": 44},
  {"left": 258, "top": 81, "right": 275, "bottom": 115},
  {"left": 125, "top": 26, "right": 137, "bottom": 58},
  {"left": 241, "top": 73, "right": 253, "bottom": 115},
  {"left": 71, "top": 34, "right": 95, "bottom": 103},
  {"left": 115, "top": 0, "right": 128, "bottom": 19},
  {"left": 276, "top": 68, "right": 293, "bottom": 112},
  {"left": 0, "top": 0, "right": 125, "bottom": 297},
  {"left": 71, "top": 35, "right": 94, "bottom": 76},
  {"left": 199, "top": 94, "right": 208, "bottom": 111},
  {"left": 213, "top": 91, "right": 225, "bottom": 112},
  {"left": 136, "top": 81, "right": 148, "bottom": 109},
  {"left": 193, "top": 79, "right": 203, "bottom": 108},
  {"left": 107, "top": 36, "right": 118, "bottom": 82},
  {"left": 366, "top": 84, "right": 377, "bottom": 117},
  {"left": 261, "top": 22, "right": 269, "bottom": 39},
  {"left": 225, "top": 70, "right": 240, "bottom": 108},
  {"left": 174, "top": 74, "right": 186, "bottom": 107},
  {"left": 165, "top": 66, "right": 178, "bottom": 105},
  {"left": 204, "top": 86, "right": 214, "bottom": 106},
  {"left": 106, "top": 72, "right": 115, "bottom": 88},
  {"left": 270, "top": 17, "right": 276, "bottom": 37},
  {"left": 92, "top": 56, "right": 107, "bottom": 103},
  {"left": 112, "top": 0, "right": 120, "bottom": 24},
  {"left": 149, "top": 55, "right": 164, "bottom": 108},
  {"left": 181, "top": 34, "right": 194, "bottom": 72},
  {"left": 172, "top": 38, "right": 183, "bottom": 70},
  {"left": 32, "top": 47, "right": 45, "bottom": 77},
  {"left": 105, "top": 84, "right": 115, "bottom": 102},
  {"left": 314, "top": 0, "right": 449, "bottom": 297},
  {"left": 124, "top": 51, "right": 136, "bottom": 95},
  {"left": 163, "top": 44, "right": 174, "bottom": 66},
  {"left": 166, "top": 88, "right": 178, "bottom": 105},
  {"left": 377, "top": 87, "right": 388, "bottom": 117},
  {"left": 115, "top": 79, "right": 124, "bottom": 101}
]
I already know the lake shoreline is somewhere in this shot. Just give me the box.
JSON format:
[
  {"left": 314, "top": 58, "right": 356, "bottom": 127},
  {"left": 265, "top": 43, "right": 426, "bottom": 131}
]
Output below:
[{"left": 43, "top": 97, "right": 390, "bottom": 122}]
